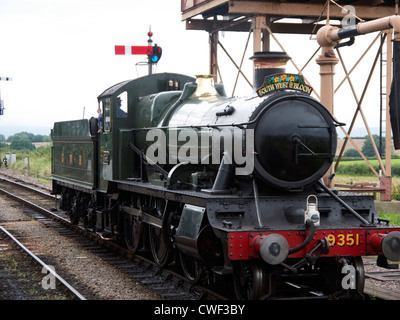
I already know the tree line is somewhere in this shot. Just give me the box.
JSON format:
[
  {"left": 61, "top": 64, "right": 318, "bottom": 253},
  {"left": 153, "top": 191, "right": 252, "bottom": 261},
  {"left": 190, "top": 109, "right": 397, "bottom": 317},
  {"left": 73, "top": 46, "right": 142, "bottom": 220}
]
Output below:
[
  {"left": 342, "top": 134, "right": 387, "bottom": 158},
  {"left": 0, "top": 132, "right": 51, "bottom": 150}
]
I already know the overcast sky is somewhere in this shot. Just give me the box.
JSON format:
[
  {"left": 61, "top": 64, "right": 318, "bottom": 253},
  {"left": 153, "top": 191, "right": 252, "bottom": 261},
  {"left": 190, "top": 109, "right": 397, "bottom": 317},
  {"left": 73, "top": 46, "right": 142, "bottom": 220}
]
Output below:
[{"left": 0, "top": 0, "right": 385, "bottom": 137}]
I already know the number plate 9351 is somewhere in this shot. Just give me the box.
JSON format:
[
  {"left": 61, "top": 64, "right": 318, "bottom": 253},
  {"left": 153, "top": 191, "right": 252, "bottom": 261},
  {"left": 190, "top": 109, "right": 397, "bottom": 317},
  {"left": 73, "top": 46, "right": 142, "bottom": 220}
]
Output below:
[{"left": 326, "top": 231, "right": 362, "bottom": 247}]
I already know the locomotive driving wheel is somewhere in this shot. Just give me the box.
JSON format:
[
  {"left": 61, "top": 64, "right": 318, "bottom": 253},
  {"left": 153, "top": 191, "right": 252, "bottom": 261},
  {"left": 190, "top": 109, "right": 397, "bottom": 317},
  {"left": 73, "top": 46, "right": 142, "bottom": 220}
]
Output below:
[
  {"left": 124, "top": 197, "right": 143, "bottom": 254},
  {"left": 148, "top": 197, "right": 170, "bottom": 267},
  {"left": 233, "top": 261, "right": 267, "bottom": 300},
  {"left": 179, "top": 252, "right": 204, "bottom": 284},
  {"left": 125, "top": 214, "right": 142, "bottom": 254}
]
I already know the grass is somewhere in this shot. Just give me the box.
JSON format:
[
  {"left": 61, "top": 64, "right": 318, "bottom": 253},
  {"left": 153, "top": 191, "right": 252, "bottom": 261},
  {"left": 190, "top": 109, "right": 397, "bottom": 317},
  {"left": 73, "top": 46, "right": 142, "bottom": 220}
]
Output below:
[
  {"left": 379, "top": 211, "right": 400, "bottom": 225},
  {"left": 0, "top": 144, "right": 52, "bottom": 180},
  {"left": 336, "top": 158, "right": 400, "bottom": 177},
  {"left": 334, "top": 175, "right": 400, "bottom": 186}
]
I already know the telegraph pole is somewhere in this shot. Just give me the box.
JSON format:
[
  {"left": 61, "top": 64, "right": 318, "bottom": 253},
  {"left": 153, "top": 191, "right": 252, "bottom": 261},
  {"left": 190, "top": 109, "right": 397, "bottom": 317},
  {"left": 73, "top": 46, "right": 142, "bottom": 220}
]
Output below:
[
  {"left": 0, "top": 77, "right": 12, "bottom": 115},
  {"left": 0, "top": 76, "right": 12, "bottom": 168}
]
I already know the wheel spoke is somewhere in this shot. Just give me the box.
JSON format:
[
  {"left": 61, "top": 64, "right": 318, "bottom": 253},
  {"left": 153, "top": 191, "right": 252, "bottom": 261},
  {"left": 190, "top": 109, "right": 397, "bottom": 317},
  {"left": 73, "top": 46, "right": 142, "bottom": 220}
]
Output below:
[
  {"left": 149, "top": 224, "right": 169, "bottom": 266},
  {"left": 125, "top": 214, "right": 141, "bottom": 253},
  {"left": 124, "top": 197, "right": 143, "bottom": 254},
  {"left": 233, "top": 261, "right": 266, "bottom": 300},
  {"left": 179, "top": 252, "right": 204, "bottom": 284},
  {"left": 148, "top": 197, "right": 170, "bottom": 267}
]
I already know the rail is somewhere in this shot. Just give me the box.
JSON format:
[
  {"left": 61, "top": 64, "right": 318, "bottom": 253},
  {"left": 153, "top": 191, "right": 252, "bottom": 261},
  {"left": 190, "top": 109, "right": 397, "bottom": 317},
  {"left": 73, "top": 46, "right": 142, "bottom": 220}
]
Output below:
[
  {"left": 0, "top": 225, "right": 86, "bottom": 300},
  {"left": 0, "top": 175, "right": 226, "bottom": 300}
]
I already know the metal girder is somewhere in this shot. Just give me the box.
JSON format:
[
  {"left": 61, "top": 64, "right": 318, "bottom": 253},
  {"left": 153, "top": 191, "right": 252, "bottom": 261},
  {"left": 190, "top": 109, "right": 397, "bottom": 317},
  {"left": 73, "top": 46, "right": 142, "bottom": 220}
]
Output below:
[
  {"left": 181, "top": 0, "right": 228, "bottom": 20},
  {"left": 186, "top": 18, "right": 340, "bottom": 34},
  {"left": 182, "top": 1, "right": 395, "bottom": 22},
  {"left": 228, "top": 1, "right": 394, "bottom": 21}
]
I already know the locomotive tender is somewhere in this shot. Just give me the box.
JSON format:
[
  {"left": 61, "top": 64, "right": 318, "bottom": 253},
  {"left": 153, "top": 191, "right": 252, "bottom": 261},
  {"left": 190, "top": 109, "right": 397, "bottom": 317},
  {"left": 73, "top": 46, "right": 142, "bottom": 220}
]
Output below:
[{"left": 51, "top": 52, "right": 400, "bottom": 299}]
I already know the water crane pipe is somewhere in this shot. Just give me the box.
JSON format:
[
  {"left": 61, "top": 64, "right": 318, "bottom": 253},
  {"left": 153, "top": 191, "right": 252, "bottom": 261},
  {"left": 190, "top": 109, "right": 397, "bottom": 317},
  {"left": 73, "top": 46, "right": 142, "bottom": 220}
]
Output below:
[
  {"left": 315, "top": 15, "right": 400, "bottom": 187},
  {"left": 317, "top": 15, "right": 400, "bottom": 50}
]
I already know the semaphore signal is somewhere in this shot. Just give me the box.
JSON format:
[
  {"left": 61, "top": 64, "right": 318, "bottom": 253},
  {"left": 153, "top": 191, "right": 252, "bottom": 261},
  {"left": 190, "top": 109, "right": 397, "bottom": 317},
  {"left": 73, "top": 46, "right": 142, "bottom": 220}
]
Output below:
[
  {"left": 115, "top": 45, "right": 152, "bottom": 55},
  {"left": 115, "top": 29, "right": 162, "bottom": 75}
]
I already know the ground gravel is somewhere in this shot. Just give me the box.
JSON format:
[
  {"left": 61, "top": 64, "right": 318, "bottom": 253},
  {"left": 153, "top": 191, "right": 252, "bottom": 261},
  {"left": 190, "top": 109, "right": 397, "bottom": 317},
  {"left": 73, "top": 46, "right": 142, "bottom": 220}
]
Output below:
[
  {"left": 0, "top": 168, "right": 161, "bottom": 300},
  {"left": 364, "top": 260, "right": 400, "bottom": 298}
]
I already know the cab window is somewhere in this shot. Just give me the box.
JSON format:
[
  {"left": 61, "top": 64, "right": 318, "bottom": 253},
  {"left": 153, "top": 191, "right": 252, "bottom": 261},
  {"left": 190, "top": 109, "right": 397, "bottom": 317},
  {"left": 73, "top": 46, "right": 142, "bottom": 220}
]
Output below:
[
  {"left": 116, "top": 91, "right": 128, "bottom": 118},
  {"left": 104, "top": 98, "right": 111, "bottom": 132}
]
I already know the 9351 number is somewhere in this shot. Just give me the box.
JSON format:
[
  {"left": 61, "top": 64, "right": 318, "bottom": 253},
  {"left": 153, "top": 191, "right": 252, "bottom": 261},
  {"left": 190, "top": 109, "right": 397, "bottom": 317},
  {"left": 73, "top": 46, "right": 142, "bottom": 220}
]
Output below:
[{"left": 327, "top": 233, "right": 360, "bottom": 247}]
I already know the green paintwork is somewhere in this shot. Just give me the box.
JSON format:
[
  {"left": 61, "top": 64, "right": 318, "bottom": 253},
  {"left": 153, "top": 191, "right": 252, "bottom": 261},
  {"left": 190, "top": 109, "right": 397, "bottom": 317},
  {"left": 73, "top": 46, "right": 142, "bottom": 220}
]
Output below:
[
  {"left": 96, "top": 73, "right": 195, "bottom": 190},
  {"left": 51, "top": 119, "right": 96, "bottom": 189},
  {"left": 52, "top": 73, "right": 195, "bottom": 192}
]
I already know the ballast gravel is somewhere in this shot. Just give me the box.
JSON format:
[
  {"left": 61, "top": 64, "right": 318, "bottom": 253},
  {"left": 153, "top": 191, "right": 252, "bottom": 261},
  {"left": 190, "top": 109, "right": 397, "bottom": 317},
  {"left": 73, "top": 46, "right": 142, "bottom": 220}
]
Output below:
[{"left": 0, "top": 169, "right": 160, "bottom": 300}]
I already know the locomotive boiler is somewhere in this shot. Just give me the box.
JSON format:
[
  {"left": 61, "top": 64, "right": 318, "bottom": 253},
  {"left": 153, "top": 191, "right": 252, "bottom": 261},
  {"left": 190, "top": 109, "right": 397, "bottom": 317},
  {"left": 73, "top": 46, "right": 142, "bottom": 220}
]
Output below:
[{"left": 51, "top": 52, "right": 400, "bottom": 299}]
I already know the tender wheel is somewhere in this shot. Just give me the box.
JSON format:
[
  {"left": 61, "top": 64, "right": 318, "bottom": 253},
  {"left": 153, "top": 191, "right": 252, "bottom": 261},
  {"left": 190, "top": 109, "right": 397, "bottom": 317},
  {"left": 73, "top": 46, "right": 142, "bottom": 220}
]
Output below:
[
  {"left": 148, "top": 197, "right": 170, "bottom": 267},
  {"left": 233, "top": 261, "right": 267, "bottom": 300},
  {"left": 179, "top": 252, "right": 204, "bottom": 284},
  {"left": 83, "top": 199, "right": 96, "bottom": 230},
  {"left": 69, "top": 193, "right": 82, "bottom": 225}
]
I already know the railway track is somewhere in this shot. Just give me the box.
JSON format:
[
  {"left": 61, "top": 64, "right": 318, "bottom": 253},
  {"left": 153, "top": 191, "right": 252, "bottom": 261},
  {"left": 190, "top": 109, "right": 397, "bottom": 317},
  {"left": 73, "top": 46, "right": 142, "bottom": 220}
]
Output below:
[
  {"left": 1, "top": 174, "right": 399, "bottom": 300},
  {"left": 0, "top": 224, "right": 86, "bottom": 300},
  {"left": 363, "top": 256, "right": 400, "bottom": 300},
  {"left": 0, "top": 176, "right": 228, "bottom": 300}
]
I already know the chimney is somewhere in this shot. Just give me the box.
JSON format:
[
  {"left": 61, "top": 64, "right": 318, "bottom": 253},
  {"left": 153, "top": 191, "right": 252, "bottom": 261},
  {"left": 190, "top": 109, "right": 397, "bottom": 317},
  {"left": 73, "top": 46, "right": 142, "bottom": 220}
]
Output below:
[{"left": 250, "top": 51, "right": 291, "bottom": 90}]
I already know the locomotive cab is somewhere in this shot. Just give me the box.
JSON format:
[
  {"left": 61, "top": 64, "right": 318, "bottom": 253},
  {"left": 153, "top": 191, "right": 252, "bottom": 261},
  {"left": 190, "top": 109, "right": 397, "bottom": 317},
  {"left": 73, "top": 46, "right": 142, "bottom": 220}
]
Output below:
[
  {"left": 96, "top": 80, "right": 137, "bottom": 191},
  {"left": 95, "top": 73, "right": 195, "bottom": 191}
]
